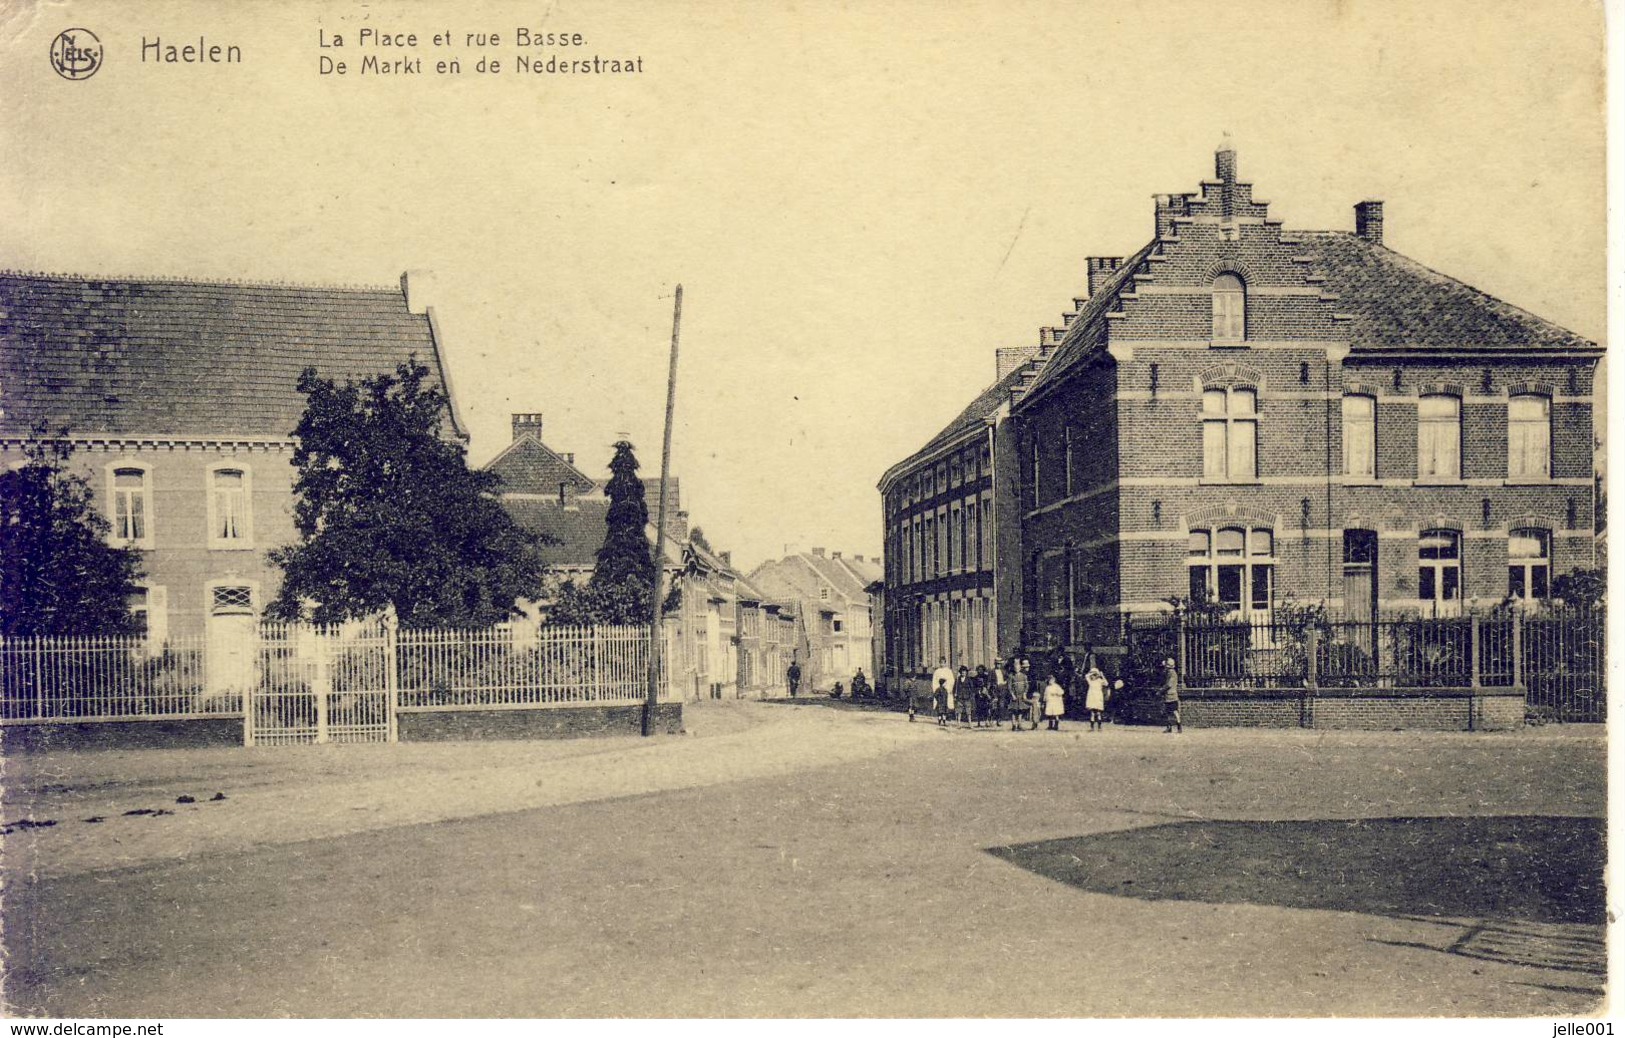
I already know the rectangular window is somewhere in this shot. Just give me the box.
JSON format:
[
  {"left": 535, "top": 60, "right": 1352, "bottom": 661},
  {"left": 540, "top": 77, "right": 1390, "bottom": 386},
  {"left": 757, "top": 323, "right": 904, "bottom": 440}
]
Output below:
[
  {"left": 1508, "top": 528, "right": 1550, "bottom": 603},
  {"left": 211, "top": 468, "right": 250, "bottom": 545},
  {"left": 1343, "top": 395, "right": 1376, "bottom": 479},
  {"left": 1508, "top": 395, "right": 1551, "bottom": 480},
  {"left": 111, "top": 467, "right": 149, "bottom": 544},
  {"left": 1418, "top": 395, "right": 1461, "bottom": 480},
  {"left": 1418, "top": 529, "right": 1462, "bottom": 616},
  {"left": 1202, "top": 387, "right": 1257, "bottom": 480}
]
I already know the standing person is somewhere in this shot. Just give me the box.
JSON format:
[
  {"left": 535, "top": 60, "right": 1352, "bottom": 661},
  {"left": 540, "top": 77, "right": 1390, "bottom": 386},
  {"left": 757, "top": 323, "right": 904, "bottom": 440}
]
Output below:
[
  {"left": 1043, "top": 674, "right": 1066, "bottom": 731},
  {"left": 931, "top": 657, "right": 957, "bottom": 721},
  {"left": 956, "top": 665, "right": 972, "bottom": 726},
  {"left": 1162, "top": 657, "right": 1183, "bottom": 733},
  {"left": 933, "top": 677, "right": 951, "bottom": 726},
  {"left": 787, "top": 659, "right": 802, "bottom": 698},
  {"left": 1084, "top": 664, "right": 1109, "bottom": 732},
  {"left": 1024, "top": 659, "right": 1042, "bottom": 730},
  {"left": 973, "top": 665, "right": 993, "bottom": 728},
  {"left": 1007, "top": 659, "right": 1031, "bottom": 731}
]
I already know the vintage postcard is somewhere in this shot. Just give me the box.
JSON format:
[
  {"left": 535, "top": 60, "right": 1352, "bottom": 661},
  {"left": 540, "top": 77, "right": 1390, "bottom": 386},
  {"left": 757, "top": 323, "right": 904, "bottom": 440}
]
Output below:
[{"left": 0, "top": 0, "right": 1611, "bottom": 1028}]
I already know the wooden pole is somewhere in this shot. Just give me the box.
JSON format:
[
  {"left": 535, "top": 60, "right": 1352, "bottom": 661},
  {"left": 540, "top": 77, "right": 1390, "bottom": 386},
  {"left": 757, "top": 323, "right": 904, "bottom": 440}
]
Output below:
[{"left": 646, "top": 285, "right": 683, "bottom": 736}]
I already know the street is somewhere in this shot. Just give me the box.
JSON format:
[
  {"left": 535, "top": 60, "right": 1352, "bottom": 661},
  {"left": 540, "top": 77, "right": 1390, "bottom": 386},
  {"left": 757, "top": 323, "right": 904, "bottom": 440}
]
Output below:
[{"left": 1, "top": 701, "right": 1606, "bottom": 1018}]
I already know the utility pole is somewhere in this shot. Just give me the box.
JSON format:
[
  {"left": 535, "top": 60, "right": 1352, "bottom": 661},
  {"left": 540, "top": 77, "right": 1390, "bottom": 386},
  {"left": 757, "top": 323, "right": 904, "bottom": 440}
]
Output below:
[{"left": 645, "top": 285, "right": 683, "bottom": 737}]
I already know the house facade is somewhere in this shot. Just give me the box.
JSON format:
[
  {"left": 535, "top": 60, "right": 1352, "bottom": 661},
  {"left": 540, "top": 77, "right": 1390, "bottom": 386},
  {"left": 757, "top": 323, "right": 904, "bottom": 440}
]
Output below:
[
  {"left": 874, "top": 346, "right": 1054, "bottom": 676},
  {"left": 1008, "top": 147, "right": 1600, "bottom": 652},
  {"left": 747, "top": 549, "right": 881, "bottom": 690},
  {"left": 0, "top": 271, "right": 462, "bottom": 661}
]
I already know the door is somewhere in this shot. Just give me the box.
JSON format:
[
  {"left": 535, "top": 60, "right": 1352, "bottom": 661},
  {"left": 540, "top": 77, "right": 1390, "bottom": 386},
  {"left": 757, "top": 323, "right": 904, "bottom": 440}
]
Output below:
[{"left": 205, "top": 585, "right": 256, "bottom": 711}]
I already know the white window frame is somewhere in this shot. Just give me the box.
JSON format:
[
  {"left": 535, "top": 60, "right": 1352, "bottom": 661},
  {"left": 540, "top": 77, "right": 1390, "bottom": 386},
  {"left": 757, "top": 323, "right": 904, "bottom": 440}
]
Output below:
[
  {"left": 1342, "top": 394, "right": 1376, "bottom": 480},
  {"left": 1211, "top": 273, "right": 1246, "bottom": 343},
  {"left": 1507, "top": 394, "right": 1551, "bottom": 481},
  {"left": 1507, "top": 527, "right": 1551, "bottom": 605},
  {"left": 105, "top": 461, "right": 154, "bottom": 549},
  {"left": 207, "top": 461, "right": 255, "bottom": 550},
  {"left": 1417, "top": 394, "right": 1462, "bottom": 481},
  {"left": 129, "top": 583, "right": 169, "bottom": 652},
  {"left": 1187, "top": 526, "right": 1275, "bottom": 622},
  {"left": 1202, "top": 386, "right": 1258, "bottom": 481},
  {"left": 1417, "top": 528, "right": 1463, "bottom": 617}
]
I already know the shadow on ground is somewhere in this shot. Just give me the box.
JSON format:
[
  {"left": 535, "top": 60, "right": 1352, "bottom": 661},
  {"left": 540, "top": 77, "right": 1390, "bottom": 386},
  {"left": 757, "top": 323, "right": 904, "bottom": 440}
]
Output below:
[{"left": 989, "top": 815, "right": 1605, "bottom": 926}]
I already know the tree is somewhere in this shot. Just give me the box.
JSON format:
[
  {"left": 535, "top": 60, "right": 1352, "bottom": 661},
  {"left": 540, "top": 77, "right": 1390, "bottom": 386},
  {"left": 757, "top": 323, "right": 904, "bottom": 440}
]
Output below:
[
  {"left": 1552, "top": 567, "right": 1606, "bottom": 610},
  {"left": 268, "top": 360, "right": 548, "bottom": 627},
  {"left": 0, "top": 432, "right": 144, "bottom": 636},
  {"left": 689, "top": 526, "right": 713, "bottom": 553},
  {"left": 545, "top": 440, "right": 678, "bottom": 626}
]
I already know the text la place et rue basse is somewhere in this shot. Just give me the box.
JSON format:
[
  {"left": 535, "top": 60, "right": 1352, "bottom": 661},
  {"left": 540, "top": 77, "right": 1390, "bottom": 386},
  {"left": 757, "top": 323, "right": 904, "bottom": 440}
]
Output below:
[{"left": 317, "top": 27, "right": 643, "bottom": 75}]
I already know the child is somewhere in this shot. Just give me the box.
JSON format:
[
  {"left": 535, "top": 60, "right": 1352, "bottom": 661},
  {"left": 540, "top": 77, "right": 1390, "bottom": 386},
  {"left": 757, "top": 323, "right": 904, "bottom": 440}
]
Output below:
[
  {"left": 1162, "top": 657, "right": 1183, "bottom": 733},
  {"left": 1084, "top": 664, "right": 1109, "bottom": 732},
  {"left": 1043, "top": 676, "right": 1066, "bottom": 731},
  {"left": 934, "top": 678, "right": 951, "bottom": 726}
]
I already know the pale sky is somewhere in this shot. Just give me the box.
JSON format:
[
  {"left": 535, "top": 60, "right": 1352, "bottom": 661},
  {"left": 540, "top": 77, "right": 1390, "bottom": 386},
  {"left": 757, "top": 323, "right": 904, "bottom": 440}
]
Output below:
[{"left": 1, "top": 0, "right": 1606, "bottom": 571}]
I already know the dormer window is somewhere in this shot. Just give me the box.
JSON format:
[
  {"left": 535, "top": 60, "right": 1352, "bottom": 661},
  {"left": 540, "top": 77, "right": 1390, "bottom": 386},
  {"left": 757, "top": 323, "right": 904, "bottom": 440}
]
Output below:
[{"left": 1211, "top": 273, "right": 1246, "bottom": 342}]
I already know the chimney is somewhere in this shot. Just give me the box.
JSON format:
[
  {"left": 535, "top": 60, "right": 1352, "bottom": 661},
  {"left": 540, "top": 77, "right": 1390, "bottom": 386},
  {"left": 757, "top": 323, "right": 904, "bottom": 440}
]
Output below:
[
  {"left": 1155, "top": 193, "right": 1190, "bottom": 239},
  {"left": 996, "top": 346, "right": 1040, "bottom": 381},
  {"left": 852, "top": 554, "right": 865, "bottom": 563},
  {"left": 811, "top": 547, "right": 825, "bottom": 558},
  {"left": 1355, "top": 200, "right": 1384, "bottom": 245},
  {"left": 511, "top": 413, "right": 544, "bottom": 443},
  {"left": 1086, "top": 257, "right": 1122, "bottom": 298},
  {"left": 719, "top": 551, "right": 732, "bottom": 568},
  {"left": 563, "top": 452, "right": 574, "bottom": 464},
  {"left": 666, "top": 509, "right": 689, "bottom": 545},
  {"left": 1215, "top": 139, "right": 1237, "bottom": 186},
  {"left": 400, "top": 269, "right": 433, "bottom": 315},
  {"left": 832, "top": 551, "right": 843, "bottom": 560}
]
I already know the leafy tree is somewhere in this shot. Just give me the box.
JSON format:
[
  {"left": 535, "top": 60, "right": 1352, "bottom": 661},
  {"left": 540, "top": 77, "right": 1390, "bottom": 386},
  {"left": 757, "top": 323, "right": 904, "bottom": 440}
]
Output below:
[
  {"left": 0, "top": 432, "right": 144, "bottom": 636},
  {"left": 1552, "top": 567, "right": 1606, "bottom": 609},
  {"left": 268, "top": 360, "right": 548, "bottom": 627},
  {"left": 689, "top": 526, "right": 713, "bottom": 553}
]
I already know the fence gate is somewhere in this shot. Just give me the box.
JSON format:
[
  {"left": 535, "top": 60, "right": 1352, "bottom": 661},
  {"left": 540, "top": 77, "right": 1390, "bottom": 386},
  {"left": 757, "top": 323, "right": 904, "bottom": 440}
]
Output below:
[{"left": 246, "top": 622, "right": 396, "bottom": 746}]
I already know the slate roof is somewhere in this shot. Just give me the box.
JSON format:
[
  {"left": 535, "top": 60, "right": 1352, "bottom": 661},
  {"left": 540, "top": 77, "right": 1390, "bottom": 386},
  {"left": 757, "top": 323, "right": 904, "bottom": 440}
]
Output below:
[
  {"left": 483, "top": 437, "right": 597, "bottom": 495},
  {"left": 0, "top": 272, "right": 460, "bottom": 439},
  {"left": 1018, "top": 239, "right": 1158, "bottom": 402},
  {"left": 1297, "top": 231, "right": 1598, "bottom": 353},
  {"left": 501, "top": 497, "right": 683, "bottom": 572}
]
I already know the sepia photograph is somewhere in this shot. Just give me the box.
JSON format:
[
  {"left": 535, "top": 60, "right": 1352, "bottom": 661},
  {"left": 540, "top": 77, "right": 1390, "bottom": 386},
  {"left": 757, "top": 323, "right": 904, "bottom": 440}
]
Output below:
[{"left": 0, "top": 0, "right": 1612, "bottom": 1026}]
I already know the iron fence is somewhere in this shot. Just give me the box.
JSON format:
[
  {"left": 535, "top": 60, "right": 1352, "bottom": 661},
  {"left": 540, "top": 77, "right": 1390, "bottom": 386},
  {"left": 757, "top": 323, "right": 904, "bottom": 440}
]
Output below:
[
  {"left": 395, "top": 624, "right": 666, "bottom": 709},
  {"left": 0, "top": 633, "right": 216, "bottom": 720}
]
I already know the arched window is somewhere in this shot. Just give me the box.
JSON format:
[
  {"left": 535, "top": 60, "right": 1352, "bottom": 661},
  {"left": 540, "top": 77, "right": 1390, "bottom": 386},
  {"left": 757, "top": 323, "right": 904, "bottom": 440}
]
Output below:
[
  {"left": 1417, "top": 529, "right": 1462, "bottom": 616},
  {"left": 1508, "top": 394, "right": 1551, "bottom": 480},
  {"left": 1188, "top": 526, "right": 1274, "bottom": 620},
  {"left": 1507, "top": 528, "right": 1550, "bottom": 603},
  {"left": 1212, "top": 273, "right": 1246, "bottom": 342},
  {"left": 1418, "top": 395, "right": 1461, "bottom": 480},
  {"left": 1202, "top": 385, "right": 1257, "bottom": 480},
  {"left": 1342, "top": 394, "right": 1376, "bottom": 479}
]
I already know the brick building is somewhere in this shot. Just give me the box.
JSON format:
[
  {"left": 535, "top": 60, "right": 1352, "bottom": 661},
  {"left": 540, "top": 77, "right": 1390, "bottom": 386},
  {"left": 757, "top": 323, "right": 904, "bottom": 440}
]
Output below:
[
  {"left": 0, "top": 271, "right": 461, "bottom": 660},
  {"left": 874, "top": 345, "right": 1057, "bottom": 676},
  {"left": 1009, "top": 146, "right": 1600, "bottom": 652}
]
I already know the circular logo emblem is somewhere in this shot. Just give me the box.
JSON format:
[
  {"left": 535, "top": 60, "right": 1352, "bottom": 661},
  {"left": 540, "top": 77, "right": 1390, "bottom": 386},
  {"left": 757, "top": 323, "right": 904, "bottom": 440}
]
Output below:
[{"left": 50, "top": 28, "right": 102, "bottom": 81}]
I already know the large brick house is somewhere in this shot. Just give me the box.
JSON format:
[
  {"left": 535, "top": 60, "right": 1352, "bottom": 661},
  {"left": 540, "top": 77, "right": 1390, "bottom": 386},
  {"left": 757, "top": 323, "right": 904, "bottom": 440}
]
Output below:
[
  {"left": 0, "top": 271, "right": 462, "bottom": 658},
  {"left": 1009, "top": 147, "right": 1600, "bottom": 652}
]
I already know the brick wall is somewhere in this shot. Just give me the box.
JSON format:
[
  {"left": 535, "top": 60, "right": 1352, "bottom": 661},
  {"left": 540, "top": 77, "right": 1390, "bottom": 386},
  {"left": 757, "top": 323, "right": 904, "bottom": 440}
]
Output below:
[
  {"left": 398, "top": 703, "right": 683, "bottom": 741},
  {"left": 1176, "top": 692, "right": 1524, "bottom": 730}
]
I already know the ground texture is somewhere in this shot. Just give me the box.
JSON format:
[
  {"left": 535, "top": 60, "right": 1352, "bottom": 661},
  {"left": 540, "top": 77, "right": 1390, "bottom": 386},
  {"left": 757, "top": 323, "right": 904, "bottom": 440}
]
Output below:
[{"left": 0, "top": 700, "right": 1606, "bottom": 1017}]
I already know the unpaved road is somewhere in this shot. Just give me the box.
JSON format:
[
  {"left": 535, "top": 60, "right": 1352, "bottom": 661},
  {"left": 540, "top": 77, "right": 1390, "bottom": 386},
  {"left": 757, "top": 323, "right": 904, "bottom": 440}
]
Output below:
[{"left": 1, "top": 702, "right": 1607, "bottom": 1017}]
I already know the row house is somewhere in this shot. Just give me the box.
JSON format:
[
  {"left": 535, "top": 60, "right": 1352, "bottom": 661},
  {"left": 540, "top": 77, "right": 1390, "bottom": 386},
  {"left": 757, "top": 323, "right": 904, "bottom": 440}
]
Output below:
[
  {"left": 874, "top": 346, "right": 1054, "bottom": 675},
  {"left": 747, "top": 548, "right": 881, "bottom": 691},
  {"left": 0, "top": 270, "right": 461, "bottom": 665},
  {"left": 1014, "top": 146, "right": 1600, "bottom": 650},
  {"left": 876, "top": 146, "right": 1601, "bottom": 668}
]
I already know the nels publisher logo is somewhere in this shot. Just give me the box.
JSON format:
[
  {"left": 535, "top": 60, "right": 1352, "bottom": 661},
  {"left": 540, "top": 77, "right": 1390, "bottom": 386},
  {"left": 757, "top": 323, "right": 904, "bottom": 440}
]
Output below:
[{"left": 50, "top": 28, "right": 103, "bottom": 80}]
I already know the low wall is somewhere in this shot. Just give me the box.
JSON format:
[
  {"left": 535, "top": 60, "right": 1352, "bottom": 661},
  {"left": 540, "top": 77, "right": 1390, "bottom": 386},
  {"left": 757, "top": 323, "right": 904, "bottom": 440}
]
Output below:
[
  {"left": 396, "top": 702, "right": 683, "bottom": 742},
  {"left": 0, "top": 716, "right": 244, "bottom": 753},
  {"left": 1179, "top": 690, "right": 1525, "bottom": 731}
]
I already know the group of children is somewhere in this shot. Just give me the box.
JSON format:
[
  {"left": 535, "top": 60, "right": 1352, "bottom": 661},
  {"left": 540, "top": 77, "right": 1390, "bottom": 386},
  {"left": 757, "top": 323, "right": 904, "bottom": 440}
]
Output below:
[{"left": 912, "top": 654, "right": 1183, "bottom": 733}]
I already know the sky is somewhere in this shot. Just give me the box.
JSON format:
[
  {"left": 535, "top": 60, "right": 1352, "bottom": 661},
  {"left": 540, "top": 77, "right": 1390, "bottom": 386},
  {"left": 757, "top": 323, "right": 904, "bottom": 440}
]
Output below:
[{"left": 0, "top": 0, "right": 1606, "bottom": 572}]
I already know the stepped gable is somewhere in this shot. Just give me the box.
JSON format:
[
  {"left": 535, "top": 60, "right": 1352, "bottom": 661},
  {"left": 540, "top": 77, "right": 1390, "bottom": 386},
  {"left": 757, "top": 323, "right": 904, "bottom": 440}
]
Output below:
[{"left": 0, "top": 272, "right": 456, "bottom": 439}]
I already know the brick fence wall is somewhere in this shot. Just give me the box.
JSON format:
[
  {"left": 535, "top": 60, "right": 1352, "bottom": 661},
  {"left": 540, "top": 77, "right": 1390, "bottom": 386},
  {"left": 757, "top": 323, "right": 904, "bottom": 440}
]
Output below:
[{"left": 1179, "top": 691, "right": 1525, "bottom": 731}]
